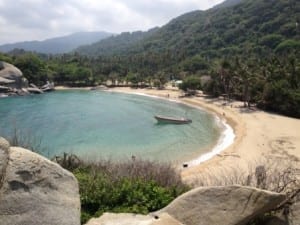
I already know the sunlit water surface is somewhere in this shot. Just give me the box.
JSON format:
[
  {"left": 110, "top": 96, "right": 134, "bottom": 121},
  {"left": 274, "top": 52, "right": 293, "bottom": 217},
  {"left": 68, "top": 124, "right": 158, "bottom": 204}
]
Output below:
[{"left": 0, "top": 90, "right": 222, "bottom": 162}]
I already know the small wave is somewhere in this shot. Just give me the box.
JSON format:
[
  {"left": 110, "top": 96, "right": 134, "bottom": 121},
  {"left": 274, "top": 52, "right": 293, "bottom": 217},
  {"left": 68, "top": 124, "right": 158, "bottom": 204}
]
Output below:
[{"left": 186, "top": 116, "right": 235, "bottom": 166}]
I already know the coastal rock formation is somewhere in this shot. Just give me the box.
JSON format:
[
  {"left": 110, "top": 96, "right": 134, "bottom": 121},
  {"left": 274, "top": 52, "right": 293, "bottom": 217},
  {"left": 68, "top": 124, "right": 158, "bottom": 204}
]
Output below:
[
  {"left": 85, "top": 212, "right": 183, "bottom": 225},
  {"left": 159, "top": 185, "right": 286, "bottom": 225},
  {"left": 0, "top": 61, "right": 27, "bottom": 89},
  {"left": 0, "top": 61, "right": 54, "bottom": 96},
  {"left": 0, "top": 137, "right": 80, "bottom": 225},
  {"left": 27, "top": 87, "right": 44, "bottom": 94}
]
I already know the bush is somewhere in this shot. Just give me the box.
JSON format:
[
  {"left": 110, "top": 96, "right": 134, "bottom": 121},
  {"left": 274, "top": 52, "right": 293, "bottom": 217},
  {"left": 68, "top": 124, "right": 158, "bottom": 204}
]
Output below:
[
  {"left": 179, "top": 76, "right": 202, "bottom": 92},
  {"left": 56, "top": 157, "right": 189, "bottom": 224},
  {"left": 4, "top": 126, "right": 46, "bottom": 154},
  {"left": 258, "top": 80, "right": 300, "bottom": 118}
]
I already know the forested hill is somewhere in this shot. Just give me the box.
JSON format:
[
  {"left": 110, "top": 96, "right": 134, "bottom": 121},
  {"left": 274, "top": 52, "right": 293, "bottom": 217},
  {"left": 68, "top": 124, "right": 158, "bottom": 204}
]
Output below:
[
  {"left": 0, "top": 31, "right": 113, "bottom": 54},
  {"left": 1, "top": 0, "right": 300, "bottom": 117},
  {"left": 76, "top": 28, "right": 159, "bottom": 56},
  {"left": 77, "top": 0, "right": 299, "bottom": 60}
]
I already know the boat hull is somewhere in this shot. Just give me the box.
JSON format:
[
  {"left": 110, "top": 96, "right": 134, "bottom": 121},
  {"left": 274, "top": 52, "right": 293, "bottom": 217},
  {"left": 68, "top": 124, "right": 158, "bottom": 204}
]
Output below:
[{"left": 154, "top": 115, "right": 192, "bottom": 124}]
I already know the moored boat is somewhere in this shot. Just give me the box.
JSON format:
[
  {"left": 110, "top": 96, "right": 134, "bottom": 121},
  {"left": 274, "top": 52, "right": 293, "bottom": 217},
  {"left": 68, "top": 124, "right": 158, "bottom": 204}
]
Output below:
[{"left": 154, "top": 115, "right": 192, "bottom": 124}]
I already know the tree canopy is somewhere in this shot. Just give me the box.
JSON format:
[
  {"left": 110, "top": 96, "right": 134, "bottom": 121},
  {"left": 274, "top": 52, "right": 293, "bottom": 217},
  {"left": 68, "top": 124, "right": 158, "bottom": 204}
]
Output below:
[{"left": 1, "top": 0, "right": 299, "bottom": 117}]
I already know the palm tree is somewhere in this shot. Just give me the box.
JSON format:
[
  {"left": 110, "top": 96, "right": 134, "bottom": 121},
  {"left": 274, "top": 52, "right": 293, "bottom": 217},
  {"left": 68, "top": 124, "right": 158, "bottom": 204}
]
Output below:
[
  {"left": 233, "top": 58, "right": 256, "bottom": 107},
  {"left": 219, "top": 59, "right": 234, "bottom": 101},
  {"left": 286, "top": 56, "right": 299, "bottom": 89}
]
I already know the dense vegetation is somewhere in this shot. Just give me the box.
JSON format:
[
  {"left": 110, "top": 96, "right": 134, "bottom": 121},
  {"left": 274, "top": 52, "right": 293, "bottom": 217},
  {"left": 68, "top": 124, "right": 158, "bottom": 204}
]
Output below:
[
  {"left": 77, "top": 0, "right": 299, "bottom": 61},
  {"left": 1, "top": 0, "right": 300, "bottom": 117},
  {"left": 54, "top": 155, "right": 188, "bottom": 224},
  {"left": 77, "top": 28, "right": 159, "bottom": 57}
]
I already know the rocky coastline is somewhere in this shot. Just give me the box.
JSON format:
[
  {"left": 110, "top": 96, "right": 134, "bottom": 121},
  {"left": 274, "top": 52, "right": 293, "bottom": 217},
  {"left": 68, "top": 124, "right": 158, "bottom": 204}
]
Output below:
[{"left": 0, "top": 61, "right": 54, "bottom": 97}]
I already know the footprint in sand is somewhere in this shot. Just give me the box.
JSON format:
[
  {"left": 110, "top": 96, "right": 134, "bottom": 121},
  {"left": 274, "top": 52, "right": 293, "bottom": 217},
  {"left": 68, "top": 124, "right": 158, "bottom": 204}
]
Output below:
[{"left": 269, "top": 137, "right": 299, "bottom": 161}]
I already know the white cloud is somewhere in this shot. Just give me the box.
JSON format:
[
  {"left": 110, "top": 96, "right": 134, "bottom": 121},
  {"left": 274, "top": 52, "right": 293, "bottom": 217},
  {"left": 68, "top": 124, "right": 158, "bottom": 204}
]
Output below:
[{"left": 0, "top": 0, "right": 225, "bottom": 44}]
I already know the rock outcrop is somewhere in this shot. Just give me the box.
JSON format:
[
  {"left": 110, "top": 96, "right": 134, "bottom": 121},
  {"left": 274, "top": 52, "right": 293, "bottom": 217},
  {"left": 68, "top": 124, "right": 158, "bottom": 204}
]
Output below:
[
  {"left": 0, "top": 61, "right": 54, "bottom": 96},
  {"left": 0, "top": 137, "right": 81, "bottom": 225},
  {"left": 0, "top": 61, "right": 27, "bottom": 89},
  {"left": 86, "top": 185, "right": 286, "bottom": 225},
  {"left": 0, "top": 138, "right": 9, "bottom": 189},
  {"left": 159, "top": 185, "right": 286, "bottom": 225},
  {"left": 86, "top": 212, "right": 183, "bottom": 225}
]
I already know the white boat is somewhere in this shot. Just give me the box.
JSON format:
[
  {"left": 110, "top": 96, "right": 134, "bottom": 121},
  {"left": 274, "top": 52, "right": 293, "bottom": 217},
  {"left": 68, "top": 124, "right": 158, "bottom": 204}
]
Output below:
[{"left": 154, "top": 115, "right": 192, "bottom": 124}]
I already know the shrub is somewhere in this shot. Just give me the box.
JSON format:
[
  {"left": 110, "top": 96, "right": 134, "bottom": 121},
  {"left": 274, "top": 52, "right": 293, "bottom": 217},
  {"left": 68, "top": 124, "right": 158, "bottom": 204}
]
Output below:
[
  {"left": 4, "top": 126, "right": 46, "bottom": 154},
  {"left": 258, "top": 80, "right": 300, "bottom": 118},
  {"left": 56, "top": 156, "right": 189, "bottom": 224},
  {"left": 179, "top": 76, "right": 202, "bottom": 92}
]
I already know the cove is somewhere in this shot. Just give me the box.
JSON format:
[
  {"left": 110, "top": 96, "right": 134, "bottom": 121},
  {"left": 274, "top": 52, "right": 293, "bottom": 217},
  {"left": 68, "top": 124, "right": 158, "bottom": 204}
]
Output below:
[{"left": 0, "top": 90, "right": 222, "bottom": 162}]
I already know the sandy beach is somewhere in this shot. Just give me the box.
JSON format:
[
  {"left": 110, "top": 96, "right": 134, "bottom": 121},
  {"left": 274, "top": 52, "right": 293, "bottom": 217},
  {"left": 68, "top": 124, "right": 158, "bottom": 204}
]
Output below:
[
  {"left": 102, "top": 87, "right": 300, "bottom": 184},
  {"left": 56, "top": 86, "right": 300, "bottom": 184}
]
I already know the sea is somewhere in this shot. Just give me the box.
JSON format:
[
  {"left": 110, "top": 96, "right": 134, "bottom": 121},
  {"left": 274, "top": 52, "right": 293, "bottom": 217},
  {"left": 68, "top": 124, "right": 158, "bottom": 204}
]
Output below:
[{"left": 0, "top": 90, "right": 232, "bottom": 163}]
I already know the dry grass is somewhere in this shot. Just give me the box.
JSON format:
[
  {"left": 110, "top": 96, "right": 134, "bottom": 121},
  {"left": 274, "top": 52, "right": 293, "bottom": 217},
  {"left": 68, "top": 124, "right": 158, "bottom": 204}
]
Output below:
[
  {"left": 188, "top": 159, "right": 300, "bottom": 224},
  {"left": 190, "top": 159, "right": 299, "bottom": 194},
  {"left": 53, "top": 153, "right": 187, "bottom": 189}
]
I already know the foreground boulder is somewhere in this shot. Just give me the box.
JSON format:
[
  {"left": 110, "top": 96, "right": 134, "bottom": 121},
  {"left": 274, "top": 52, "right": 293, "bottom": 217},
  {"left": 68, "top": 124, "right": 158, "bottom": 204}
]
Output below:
[
  {"left": 0, "top": 137, "right": 80, "bottom": 225},
  {"left": 159, "top": 185, "right": 286, "bottom": 225},
  {"left": 288, "top": 199, "right": 300, "bottom": 225},
  {"left": 0, "top": 138, "right": 9, "bottom": 187},
  {"left": 86, "top": 212, "right": 183, "bottom": 225},
  {"left": 86, "top": 185, "right": 285, "bottom": 225}
]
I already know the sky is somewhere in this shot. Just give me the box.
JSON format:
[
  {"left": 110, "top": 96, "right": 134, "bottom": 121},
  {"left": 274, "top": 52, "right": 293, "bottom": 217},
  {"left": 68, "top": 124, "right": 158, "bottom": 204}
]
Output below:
[{"left": 0, "top": 0, "right": 225, "bottom": 45}]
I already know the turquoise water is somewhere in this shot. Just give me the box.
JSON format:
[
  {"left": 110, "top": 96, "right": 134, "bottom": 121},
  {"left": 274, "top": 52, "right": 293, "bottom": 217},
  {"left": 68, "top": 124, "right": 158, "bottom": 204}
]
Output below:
[{"left": 0, "top": 90, "right": 221, "bottom": 162}]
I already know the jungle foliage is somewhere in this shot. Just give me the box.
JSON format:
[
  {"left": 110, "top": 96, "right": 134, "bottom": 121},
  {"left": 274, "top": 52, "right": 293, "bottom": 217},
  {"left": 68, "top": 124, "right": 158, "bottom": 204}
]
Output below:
[
  {"left": 58, "top": 157, "right": 188, "bottom": 224},
  {"left": 1, "top": 0, "right": 299, "bottom": 117}
]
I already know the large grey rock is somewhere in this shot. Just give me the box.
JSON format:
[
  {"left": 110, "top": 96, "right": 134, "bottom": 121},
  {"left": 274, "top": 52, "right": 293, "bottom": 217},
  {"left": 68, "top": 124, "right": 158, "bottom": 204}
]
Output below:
[
  {"left": 159, "top": 185, "right": 286, "bottom": 225},
  {"left": 290, "top": 199, "right": 300, "bottom": 225},
  {"left": 27, "top": 87, "right": 44, "bottom": 94},
  {"left": 0, "top": 138, "right": 10, "bottom": 189},
  {"left": 0, "top": 61, "right": 27, "bottom": 89},
  {"left": 263, "top": 197, "right": 300, "bottom": 225},
  {"left": 0, "top": 77, "right": 15, "bottom": 84},
  {"left": 0, "top": 140, "right": 80, "bottom": 225},
  {"left": 85, "top": 212, "right": 183, "bottom": 225},
  {"left": 85, "top": 186, "right": 286, "bottom": 225}
]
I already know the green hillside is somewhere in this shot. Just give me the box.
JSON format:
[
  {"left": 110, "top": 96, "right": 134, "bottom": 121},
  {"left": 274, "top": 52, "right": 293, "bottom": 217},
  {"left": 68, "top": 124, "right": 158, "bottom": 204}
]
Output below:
[
  {"left": 77, "top": 28, "right": 159, "bottom": 56},
  {"left": 1, "top": 0, "right": 300, "bottom": 117},
  {"left": 77, "top": 0, "right": 299, "bottom": 62},
  {"left": 0, "top": 32, "right": 113, "bottom": 54}
]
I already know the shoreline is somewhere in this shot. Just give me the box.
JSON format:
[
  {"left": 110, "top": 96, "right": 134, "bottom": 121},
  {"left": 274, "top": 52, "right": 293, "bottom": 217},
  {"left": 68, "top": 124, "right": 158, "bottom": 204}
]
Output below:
[
  {"left": 101, "top": 87, "right": 300, "bottom": 184},
  {"left": 102, "top": 87, "right": 235, "bottom": 167},
  {"left": 186, "top": 117, "right": 235, "bottom": 167},
  {"left": 54, "top": 86, "right": 300, "bottom": 184}
]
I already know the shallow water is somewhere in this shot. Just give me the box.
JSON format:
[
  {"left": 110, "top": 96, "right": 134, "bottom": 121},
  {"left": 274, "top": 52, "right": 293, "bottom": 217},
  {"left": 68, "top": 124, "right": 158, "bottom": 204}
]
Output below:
[{"left": 0, "top": 90, "right": 221, "bottom": 162}]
